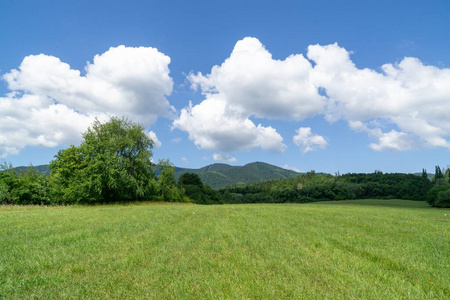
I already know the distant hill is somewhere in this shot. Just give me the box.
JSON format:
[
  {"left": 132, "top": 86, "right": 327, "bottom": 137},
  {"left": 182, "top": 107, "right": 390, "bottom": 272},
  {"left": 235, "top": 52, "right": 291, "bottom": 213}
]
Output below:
[
  {"left": 12, "top": 163, "right": 435, "bottom": 190},
  {"left": 175, "top": 162, "right": 302, "bottom": 189},
  {"left": 11, "top": 162, "right": 301, "bottom": 189},
  {"left": 12, "top": 165, "right": 51, "bottom": 175}
]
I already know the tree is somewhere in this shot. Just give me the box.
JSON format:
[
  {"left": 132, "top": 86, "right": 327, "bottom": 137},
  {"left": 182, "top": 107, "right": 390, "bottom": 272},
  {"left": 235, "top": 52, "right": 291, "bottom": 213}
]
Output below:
[
  {"left": 156, "top": 159, "right": 183, "bottom": 202},
  {"left": 179, "top": 173, "right": 203, "bottom": 187},
  {"left": 436, "top": 189, "right": 450, "bottom": 208},
  {"left": 50, "top": 117, "right": 156, "bottom": 203},
  {"left": 434, "top": 165, "right": 444, "bottom": 182},
  {"left": 178, "top": 172, "right": 222, "bottom": 204},
  {"left": 0, "top": 161, "right": 14, "bottom": 204},
  {"left": 422, "top": 169, "right": 428, "bottom": 179}
]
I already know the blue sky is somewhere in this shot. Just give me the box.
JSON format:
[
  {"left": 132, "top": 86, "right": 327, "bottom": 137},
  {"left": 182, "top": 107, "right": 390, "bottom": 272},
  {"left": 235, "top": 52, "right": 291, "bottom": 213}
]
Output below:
[{"left": 1, "top": 0, "right": 449, "bottom": 174}]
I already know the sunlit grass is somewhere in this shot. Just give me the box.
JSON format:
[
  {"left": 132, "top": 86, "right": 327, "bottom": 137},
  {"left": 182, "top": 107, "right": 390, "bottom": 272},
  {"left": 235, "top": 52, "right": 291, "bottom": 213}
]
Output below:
[{"left": 1, "top": 200, "right": 448, "bottom": 299}]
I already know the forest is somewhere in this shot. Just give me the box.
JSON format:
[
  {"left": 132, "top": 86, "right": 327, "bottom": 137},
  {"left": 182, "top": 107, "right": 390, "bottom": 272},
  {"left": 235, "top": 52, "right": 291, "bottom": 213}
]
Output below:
[{"left": 1, "top": 118, "right": 449, "bottom": 208}]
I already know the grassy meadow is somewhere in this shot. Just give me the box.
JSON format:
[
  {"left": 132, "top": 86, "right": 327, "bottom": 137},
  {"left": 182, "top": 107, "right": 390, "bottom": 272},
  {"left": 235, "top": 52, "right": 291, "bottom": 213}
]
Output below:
[{"left": 0, "top": 200, "right": 449, "bottom": 299}]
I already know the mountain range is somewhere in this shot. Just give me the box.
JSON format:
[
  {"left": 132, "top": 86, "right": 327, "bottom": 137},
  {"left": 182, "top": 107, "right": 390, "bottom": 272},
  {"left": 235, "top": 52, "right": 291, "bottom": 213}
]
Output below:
[
  {"left": 11, "top": 162, "right": 435, "bottom": 189},
  {"left": 174, "top": 162, "right": 302, "bottom": 188},
  {"left": 12, "top": 162, "right": 302, "bottom": 189}
]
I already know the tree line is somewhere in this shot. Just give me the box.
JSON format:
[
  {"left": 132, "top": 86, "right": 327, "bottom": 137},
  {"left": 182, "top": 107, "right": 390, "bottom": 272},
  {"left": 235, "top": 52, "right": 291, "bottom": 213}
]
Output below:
[
  {"left": 0, "top": 118, "right": 220, "bottom": 205},
  {"left": 1, "top": 118, "right": 449, "bottom": 207},
  {"left": 219, "top": 168, "right": 449, "bottom": 208}
]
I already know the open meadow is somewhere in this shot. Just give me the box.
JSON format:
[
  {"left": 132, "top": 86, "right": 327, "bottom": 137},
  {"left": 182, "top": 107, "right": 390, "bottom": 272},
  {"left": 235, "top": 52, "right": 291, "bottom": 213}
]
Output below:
[{"left": 1, "top": 200, "right": 448, "bottom": 299}]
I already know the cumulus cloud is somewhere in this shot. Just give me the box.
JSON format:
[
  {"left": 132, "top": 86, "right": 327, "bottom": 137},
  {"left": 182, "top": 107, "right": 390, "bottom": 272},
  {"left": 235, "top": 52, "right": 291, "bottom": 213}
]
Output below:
[
  {"left": 282, "top": 164, "right": 301, "bottom": 173},
  {"left": 0, "top": 46, "right": 173, "bottom": 156},
  {"left": 348, "top": 121, "right": 416, "bottom": 151},
  {"left": 213, "top": 153, "right": 237, "bottom": 163},
  {"left": 173, "top": 97, "right": 286, "bottom": 152},
  {"left": 176, "top": 37, "right": 450, "bottom": 153},
  {"left": 293, "top": 127, "right": 328, "bottom": 154},
  {"left": 147, "top": 131, "right": 162, "bottom": 148},
  {"left": 308, "top": 43, "right": 450, "bottom": 150},
  {"left": 174, "top": 37, "right": 318, "bottom": 152},
  {"left": 189, "top": 37, "right": 325, "bottom": 120}
]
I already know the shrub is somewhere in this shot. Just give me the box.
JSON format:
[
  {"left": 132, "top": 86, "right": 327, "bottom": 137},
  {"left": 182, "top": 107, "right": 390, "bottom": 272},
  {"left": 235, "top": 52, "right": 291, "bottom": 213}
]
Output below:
[{"left": 436, "top": 189, "right": 450, "bottom": 208}]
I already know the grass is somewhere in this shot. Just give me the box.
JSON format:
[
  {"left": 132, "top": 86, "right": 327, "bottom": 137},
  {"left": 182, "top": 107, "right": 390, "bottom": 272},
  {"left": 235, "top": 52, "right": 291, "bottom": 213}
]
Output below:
[{"left": 0, "top": 200, "right": 448, "bottom": 299}]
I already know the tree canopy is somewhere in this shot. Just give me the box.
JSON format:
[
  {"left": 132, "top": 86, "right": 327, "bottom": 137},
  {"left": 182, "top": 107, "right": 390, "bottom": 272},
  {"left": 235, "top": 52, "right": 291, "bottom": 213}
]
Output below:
[{"left": 50, "top": 117, "right": 156, "bottom": 203}]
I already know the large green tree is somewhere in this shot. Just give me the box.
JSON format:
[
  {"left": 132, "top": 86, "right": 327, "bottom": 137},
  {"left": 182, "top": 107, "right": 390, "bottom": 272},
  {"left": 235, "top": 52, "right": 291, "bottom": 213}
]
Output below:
[
  {"left": 156, "top": 159, "right": 183, "bottom": 202},
  {"left": 178, "top": 172, "right": 222, "bottom": 204},
  {"left": 50, "top": 117, "right": 156, "bottom": 203}
]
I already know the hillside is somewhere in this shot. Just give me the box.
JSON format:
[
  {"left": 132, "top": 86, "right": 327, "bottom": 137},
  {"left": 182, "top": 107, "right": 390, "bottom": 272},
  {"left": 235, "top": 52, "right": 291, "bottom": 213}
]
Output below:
[
  {"left": 11, "top": 161, "right": 301, "bottom": 189},
  {"left": 176, "top": 162, "right": 302, "bottom": 189},
  {"left": 12, "top": 165, "right": 51, "bottom": 175}
]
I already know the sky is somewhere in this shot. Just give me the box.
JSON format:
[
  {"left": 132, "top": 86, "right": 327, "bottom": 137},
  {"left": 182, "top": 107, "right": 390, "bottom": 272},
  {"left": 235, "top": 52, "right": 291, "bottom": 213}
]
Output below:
[{"left": 0, "top": 0, "right": 449, "bottom": 174}]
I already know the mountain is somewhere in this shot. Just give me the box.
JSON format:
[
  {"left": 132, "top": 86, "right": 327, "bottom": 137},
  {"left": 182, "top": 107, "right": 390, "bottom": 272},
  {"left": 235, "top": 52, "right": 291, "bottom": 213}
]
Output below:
[
  {"left": 12, "top": 165, "right": 51, "bottom": 175},
  {"left": 175, "top": 162, "right": 302, "bottom": 189},
  {"left": 11, "top": 162, "right": 301, "bottom": 189}
]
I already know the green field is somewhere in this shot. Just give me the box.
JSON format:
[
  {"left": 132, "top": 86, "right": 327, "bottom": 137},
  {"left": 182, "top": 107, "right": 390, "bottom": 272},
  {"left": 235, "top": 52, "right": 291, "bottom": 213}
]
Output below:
[{"left": 1, "top": 200, "right": 448, "bottom": 299}]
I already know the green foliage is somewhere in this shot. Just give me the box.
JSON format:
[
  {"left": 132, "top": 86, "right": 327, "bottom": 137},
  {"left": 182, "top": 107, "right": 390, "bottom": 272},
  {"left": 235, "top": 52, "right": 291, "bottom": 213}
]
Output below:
[
  {"left": 178, "top": 172, "right": 221, "bottom": 204},
  {"left": 426, "top": 182, "right": 450, "bottom": 207},
  {"left": 50, "top": 117, "right": 156, "bottom": 204},
  {"left": 433, "top": 165, "right": 444, "bottom": 183},
  {"left": 0, "top": 163, "right": 52, "bottom": 205},
  {"left": 0, "top": 162, "right": 13, "bottom": 203},
  {"left": 0, "top": 176, "right": 12, "bottom": 204},
  {"left": 220, "top": 171, "right": 432, "bottom": 204},
  {"left": 436, "top": 189, "right": 450, "bottom": 208},
  {"left": 156, "top": 159, "right": 183, "bottom": 202},
  {"left": 176, "top": 162, "right": 301, "bottom": 189},
  {"left": 421, "top": 168, "right": 428, "bottom": 179},
  {"left": 179, "top": 172, "right": 203, "bottom": 187},
  {"left": 425, "top": 165, "right": 450, "bottom": 208}
]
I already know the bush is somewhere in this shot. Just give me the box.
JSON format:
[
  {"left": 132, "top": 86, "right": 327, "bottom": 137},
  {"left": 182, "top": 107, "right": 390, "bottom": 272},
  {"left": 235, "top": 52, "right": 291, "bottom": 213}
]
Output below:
[
  {"left": 426, "top": 185, "right": 450, "bottom": 207},
  {"left": 179, "top": 173, "right": 222, "bottom": 204},
  {"left": 436, "top": 189, "right": 450, "bottom": 208}
]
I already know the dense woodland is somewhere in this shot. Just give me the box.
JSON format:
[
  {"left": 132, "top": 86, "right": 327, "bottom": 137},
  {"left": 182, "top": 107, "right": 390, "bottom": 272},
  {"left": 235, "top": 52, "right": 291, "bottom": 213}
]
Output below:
[
  {"left": 1, "top": 118, "right": 449, "bottom": 207},
  {"left": 220, "top": 171, "right": 437, "bottom": 203}
]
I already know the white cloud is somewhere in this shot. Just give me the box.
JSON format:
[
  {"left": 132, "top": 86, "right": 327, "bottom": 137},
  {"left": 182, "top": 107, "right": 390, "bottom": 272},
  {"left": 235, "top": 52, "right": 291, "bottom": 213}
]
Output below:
[
  {"left": 189, "top": 37, "right": 325, "bottom": 121},
  {"left": 282, "top": 164, "right": 301, "bottom": 173},
  {"left": 348, "top": 120, "right": 416, "bottom": 151},
  {"left": 213, "top": 153, "right": 237, "bottom": 163},
  {"left": 0, "top": 94, "right": 98, "bottom": 156},
  {"left": 293, "top": 127, "right": 328, "bottom": 154},
  {"left": 181, "top": 157, "right": 189, "bottom": 164},
  {"left": 173, "top": 97, "right": 286, "bottom": 152},
  {"left": 0, "top": 46, "right": 173, "bottom": 156},
  {"left": 147, "top": 131, "right": 162, "bottom": 148},
  {"left": 308, "top": 43, "right": 450, "bottom": 150},
  {"left": 179, "top": 38, "right": 450, "bottom": 153},
  {"left": 174, "top": 37, "right": 318, "bottom": 153}
]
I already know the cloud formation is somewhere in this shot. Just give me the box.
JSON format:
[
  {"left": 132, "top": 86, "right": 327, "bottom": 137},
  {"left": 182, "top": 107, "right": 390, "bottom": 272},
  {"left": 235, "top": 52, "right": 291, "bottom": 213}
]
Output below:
[
  {"left": 174, "top": 37, "right": 319, "bottom": 153},
  {"left": 1, "top": 46, "right": 173, "bottom": 156},
  {"left": 2, "top": 38, "right": 449, "bottom": 158},
  {"left": 147, "top": 131, "right": 162, "bottom": 148},
  {"left": 213, "top": 153, "right": 237, "bottom": 163},
  {"left": 293, "top": 127, "right": 328, "bottom": 154},
  {"left": 189, "top": 37, "right": 325, "bottom": 120},
  {"left": 173, "top": 98, "right": 286, "bottom": 152},
  {"left": 308, "top": 43, "right": 450, "bottom": 150},
  {"left": 175, "top": 37, "right": 450, "bottom": 153}
]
